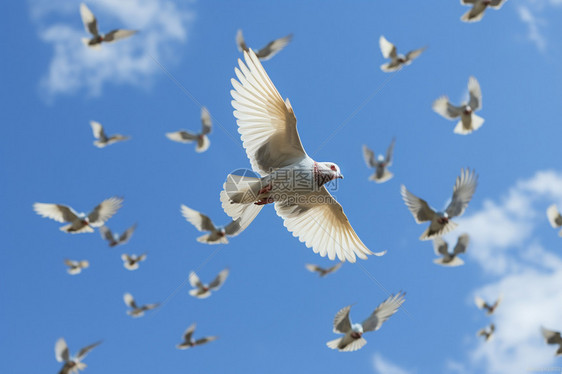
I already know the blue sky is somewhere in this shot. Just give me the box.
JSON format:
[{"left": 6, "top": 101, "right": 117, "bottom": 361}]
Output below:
[{"left": 2, "top": 1, "right": 562, "bottom": 373}]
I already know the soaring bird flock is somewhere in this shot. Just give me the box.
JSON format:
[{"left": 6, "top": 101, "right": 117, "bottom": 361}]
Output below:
[{"left": 31, "top": 1, "right": 562, "bottom": 372}]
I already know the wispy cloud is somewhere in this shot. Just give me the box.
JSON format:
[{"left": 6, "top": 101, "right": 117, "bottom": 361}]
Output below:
[
  {"left": 30, "top": 0, "right": 195, "bottom": 98},
  {"left": 517, "top": 6, "right": 547, "bottom": 51},
  {"left": 373, "top": 353, "right": 414, "bottom": 374}
]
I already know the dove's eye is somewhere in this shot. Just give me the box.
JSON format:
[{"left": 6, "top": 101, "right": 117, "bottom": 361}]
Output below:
[{"left": 330, "top": 165, "right": 337, "bottom": 171}]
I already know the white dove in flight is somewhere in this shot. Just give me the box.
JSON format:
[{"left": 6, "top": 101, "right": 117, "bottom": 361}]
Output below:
[
  {"left": 541, "top": 327, "right": 562, "bottom": 356},
  {"left": 432, "top": 233, "right": 470, "bottom": 266},
  {"left": 477, "top": 323, "right": 495, "bottom": 342},
  {"left": 89, "top": 121, "right": 130, "bottom": 148},
  {"left": 236, "top": 29, "right": 293, "bottom": 61},
  {"left": 121, "top": 253, "right": 147, "bottom": 271},
  {"left": 180, "top": 204, "right": 251, "bottom": 244},
  {"left": 176, "top": 324, "right": 218, "bottom": 350},
  {"left": 305, "top": 262, "right": 342, "bottom": 277},
  {"left": 64, "top": 259, "right": 90, "bottom": 275},
  {"left": 55, "top": 337, "right": 101, "bottom": 374},
  {"left": 99, "top": 223, "right": 136, "bottom": 247},
  {"left": 326, "top": 292, "right": 406, "bottom": 352},
  {"left": 219, "top": 50, "right": 385, "bottom": 263},
  {"left": 401, "top": 168, "right": 478, "bottom": 240},
  {"left": 379, "top": 35, "right": 426, "bottom": 72},
  {"left": 123, "top": 293, "right": 159, "bottom": 317},
  {"left": 79, "top": 3, "right": 137, "bottom": 49},
  {"left": 460, "top": 0, "right": 506, "bottom": 23},
  {"left": 188, "top": 268, "right": 229, "bottom": 299},
  {"left": 362, "top": 138, "right": 396, "bottom": 183},
  {"left": 475, "top": 295, "right": 502, "bottom": 315},
  {"left": 33, "top": 197, "right": 123, "bottom": 234},
  {"left": 166, "top": 107, "right": 212, "bottom": 153},
  {"left": 433, "top": 77, "right": 484, "bottom": 135}
]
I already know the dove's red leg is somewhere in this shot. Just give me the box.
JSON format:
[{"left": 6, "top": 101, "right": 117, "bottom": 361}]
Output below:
[
  {"left": 255, "top": 197, "right": 274, "bottom": 205},
  {"left": 257, "top": 183, "right": 273, "bottom": 195}
]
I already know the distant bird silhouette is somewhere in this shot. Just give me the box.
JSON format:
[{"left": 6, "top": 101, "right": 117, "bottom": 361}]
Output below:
[
  {"left": 460, "top": 0, "right": 506, "bottom": 23},
  {"left": 362, "top": 138, "right": 396, "bottom": 183},
  {"left": 433, "top": 77, "right": 484, "bottom": 135},
  {"left": 188, "top": 268, "right": 229, "bottom": 299},
  {"left": 305, "top": 262, "right": 342, "bottom": 277},
  {"left": 180, "top": 204, "right": 246, "bottom": 244},
  {"left": 379, "top": 35, "right": 426, "bottom": 72},
  {"left": 121, "top": 253, "right": 146, "bottom": 271},
  {"left": 541, "top": 327, "right": 562, "bottom": 356},
  {"left": 89, "top": 121, "right": 130, "bottom": 148},
  {"left": 477, "top": 323, "right": 495, "bottom": 342},
  {"left": 100, "top": 223, "right": 136, "bottom": 247},
  {"left": 547, "top": 204, "right": 562, "bottom": 236},
  {"left": 432, "top": 234, "right": 470, "bottom": 266},
  {"left": 236, "top": 29, "right": 293, "bottom": 61},
  {"left": 326, "top": 292, "right": 405, "bottom": 352},
  {"left": 55, "top": 337, "right": 101, "bottom": 374},
  {"left": 123, "top": 293, "right": 159, "bottom": 317},
  {"left": 33, "top": 197, "right": 123, "bottom": 234},
  {"left": 176, "top": 323, "right": 218, "bottom": 350},
  {"left": 401, "top": 168, "right": 478, "bottom": 240},
  {"left": 475, "top": 295, "right": 502, "bottom": 315},
  {"left": 166, "top": 107, "right": 212, "bottom": 153},
  {"left": 64, "top": 259, "right": 90, "bottom": 275},
  {"left": 80, "top": 3, "right": 137, "bottom": 48}
]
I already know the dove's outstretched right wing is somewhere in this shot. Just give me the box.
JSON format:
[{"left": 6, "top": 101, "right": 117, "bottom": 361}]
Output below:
[
  {"left": 181, "top": 205, "right": 216, "bottom": 232},
  {"left": 385, "top": 138, "right": 396, "bottom": 165},
  {"left": 379, "top": 36, "right": 397, "bottom": 59},
  {"left": 362, "top": 292, "right": 405, "bottom": 332},
  {"left": 200, "top": 107, "right": 212, "bottom": 135},
  {"left": 231, "top": 49, "right": 307, "bottom": 176},
  {"left": 76, "top": 341, "right": 102, "bottom": 360},
  {"left": 468, "top": 76, "right": 482, "bottom": 110},
  {"left": 236, "top": 29, "right": 248, "bottom": 52},
  {"left": 208, "top": 268, "right": 229, "bottom": 290},
  {"left": 34, "top": 203, "right": 79, "bottom": 223},
  {"left": 90, "top": 121, "right": 106, "bottom": 141},
  {"left": 274, "top": 187, "right": 382, "bottom": 262},
  {"left": 103, "top": 29, "right": 137, "bottom": 42},
  {"left": 80, "top": 3, "right": 98, "bottom": 36},
  {"left": 453, "top": 233, "right": 470, "bottom": 255},
  {"left": 362, "top": 145, "right": 377, "bottom": 168},
  {"left": 401, "top": 186, "right": 436, "bottom": 223},
  {"left": 332, "top": 305, "right": 352, "bottom": 333},
  {"left": 432, "top": 237, "right": 449, "bottom": 257},
  {"left": 123, "top": 293, "right": 137, "bottom": 308},
  {"left": 433, "top": 96, "right": 463, "bottom": 119},
  {"left": 55, "top": 338, "right": 70, "bottom": 363},
  {"left": 255, "top": 34, "right": 293, "bottom": 61},
  {"left": 87, "top": 197, "right": 123, "bottom": 227},
  {"left": 445, "top": 168, "right": 478, "bottom": 218},
  {"left": 547, "top": 204, "right": 562, "bottom": 228},
  {"left": 188, "top": 272, "right": 204, "bottom": 289}
]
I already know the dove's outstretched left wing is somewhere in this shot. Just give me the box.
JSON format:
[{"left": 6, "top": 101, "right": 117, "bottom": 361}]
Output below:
[
  {"left": 255, "top": 34, "right": 293, "bottom": 61},
  {"left": 433, "top": 237, "right": 449, "bottom": 257},
  {"left": 362, "top": 292, "right": 405, "bottom": 332},
  {"left": 80, "top": 3, "right": 98, "bottom": 37},
  {"left": 55, "top": 338, "right": 70, "bottom": 363},
  {"left": 103, "top": 29, "right": 137, "bottom": 42},
  {"left": 385, "top": 138, "right": 396, "bottom": 165},
  {"left": 379, "top": 36, "right": 397, "bottom": 59},
  {"left": 453, "top": 233, "right": 470, "bottom": 255},
  {"left": 362, "top": 145, "right": 377, "bottom": 168},
  {"left": 209, "top": 268, "right": 229, "bottom": 290},
  {"left": 445, "top": 168, "right": 478, "bottom": 218},
  {"left": 401, "top": 186, "right": 436, "bottom": 223},
  {"left": 274, "top": 187, "right": 382, "bottom": 262},
  {"left": 468, "top": 76, "right": 482, "bottom": 110},
  {"left": 181, "top": 205, "right": 216, "bottom": 232},
  {"left": 231, "top": 50, "right": 307, "bottom": 176},
  {"left": 76, "top": 341, "right": 102, "bottom": 360},
  {"left": 332, "top": 305, "right": 352, "bottom": 333},
  {"left": 87, "top": 197, "right": 123, "bottom": 227}
]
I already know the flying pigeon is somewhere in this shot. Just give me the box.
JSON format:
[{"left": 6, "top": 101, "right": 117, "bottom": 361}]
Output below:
[
  {"left": 180, "top": 204, "right": 250, "bottom": 244},
  {"left": 546, "top": 204, "right": 562, "bottom": 236},
  {"left": 55, "top": 337, "right": 101, "bottom": 374},
  {"left": 475, "top": 295, "right": 502, "bottom": 315},
  {"left": 401, "top": 168, "right": 478, "bottom": 240},
  {"left": 541, "top": 327, "right": 562, "bottom": 356},
  {"left": 176, "top": 323, "right": 218, "bottom": 350},
  {"left": 362, "top": 138, "right": 396, "bottom": 183},
  {"left": 89, "top": 121, "right": 130, "bottom": 148},
  {"left": 219, "top": 49, "right": 386, "bottom": 262},
  {"left": 326, "top": 292, "right": 406, "bottom": 352},
  {"left": 80, "top": 3, "right": 137, "bottom": 48},
  {"left": 123, "top": 293, "right": 159, "bottom": 317},
  {"left": 460, "top": 0, "right": 506, "bottom": 23},
  {"left": 188, "top": 268, "right": 229, "bottom": 299},
  {"left": 64, "top": 259, "right": 90, "bottom": 275},
  {"left": 477, "top": 323, "right": 495, "bottom": 342},
  {"left": 305, "top": 262, "right": 342, "bottom": 277},
  {"left": 236, "top": 29, "right": 293, "bottom": 61},
  {"left": 433, "top": 76, "right": 484, "bottom": 135},
  {"left": 379, "top": 35, "right": 426, "bottom": 72},
  {"left": 100, "top": 223, "right": 136, "bottom": 247},
  {"left": 165, "top": 107, "right": 212, "bottom": 153},
  {"left": 121, "top": 253, "right": 146, "bottom": 271},
  {"left": 432, "top": 234, "right": 470, "bottom": 267},
  {"left": 33, "top": 197, "right": 123, "bottom": 234}
]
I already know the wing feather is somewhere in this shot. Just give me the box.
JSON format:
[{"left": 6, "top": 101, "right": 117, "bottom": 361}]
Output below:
[
  {"left": 34, "top": 203, "right": 79, "bottom": 223},
  {"left": 400, "top": 185, "right": 436, "bottom": 223},
  {"left": 180, "top": 205, "right": 216, "bottom": 232},
  {"left": 332, "top": 305, "right": 352, "bottom": 333},
  {"left": 445, "top": 168, "right": 478, "bottom": 218},
  {"left": 362, "top": 292, "right": 406, "bottom": 332},
  {"left": 87, "top": 197, "right": 123, "bottom": 227}
]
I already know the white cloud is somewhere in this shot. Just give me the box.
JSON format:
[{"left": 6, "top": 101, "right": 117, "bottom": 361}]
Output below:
[
  {"left": 517, "top": 6, "right": 547, "bottom": 51},
  {"left": 30, "top": 0, "right": 195, "bottom": 97},
  {"left": 373, "top": 353, "right": 414, "bottom": 374}
]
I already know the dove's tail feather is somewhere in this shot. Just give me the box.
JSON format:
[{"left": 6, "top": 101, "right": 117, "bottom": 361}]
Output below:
[
  {"left": 380, "top": 62, "right": 400, "bottom": 72},
  {"left": 433, "top": 257, "right": 464, "bottom": 267},
  {"left": 196, "top": 135, "right": 210, "bottom": 153},
  {"left": 196, "top": 233, "right": 228, "bottom": 244},
  {"left": 420, "top": 221, "right": 458, "bottom": 241},
  {"left": 454, "top": 114, "right": 484, "bottom": 135},
  {"left": 373, "top": 170, "right": 394, "bottom": 183},
  {"left": 189, "top": 289, "right": 211, "bottom": 298},
  {"left": 124, "top": 263, "right": 140, "bottom": 270},
  {"left": 461, "top": 9, "right": 485, "bottom": 23},
  {"left": 221, "top": 173, "right": 263, "bottom": 205},
  {"left": 326, "top": 337, "right": 367, "bottom": 352}
]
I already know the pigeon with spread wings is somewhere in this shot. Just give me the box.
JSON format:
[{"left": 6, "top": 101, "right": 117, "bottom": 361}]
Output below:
[
  {"left": 379, "top": 35, "right": 426, "bottom": 72},
  {"left": 219, "top": 50, "right": 385, "bottom": 262},
  {"left": 460, "top": 0, "right": 506, "bottom": 23},
  {"left": 326, "top": 292, "right": 405, "bottom": 352},
  {"left": 166, "top": 107, "right": 212, "bottom": 153},
  {"left": 123, "top": 293, "right": 159, "bottom": 317},
  {"left": 89, "top": 121, "right": 130, "bottom": 148},
  {"left": 236, "top": 29, "right": 293, "bottom": 61},
  {"left": 475, "top": 295, "right": 502, "bottom": 315},
  {"left": 64, "top": 259, "right": 90, "bottom": 275},
  {"left": 121, "top": 253, "right": 146, "bottom": 271},
  {"left": 55, "top": 337, "right": 101, "bottom": 374},
  {"left": 33, "top": 197, "right": 123, "bottom": 234},
  {"left": 477, "top": 323, "right": 495, "bottom": 342},
  {"left": 432, "top": 234, "right": 469, "bottom": 266},
  {"left": 401, "top": 168, "right": 478, "bottom": 240},
  {"left": 79, "top": 3, "right": 137, "bottom": 48},
  {"left": 433, "top": 77, "right": 484, "bottom": 135},
  {"left": 305, "top": 263, "right": 342, "bottom": 277},
  {"left": 541, "top": 327, "right": 562, "bottom": 356},
  {"left": 362, "top": 138, "right": 396, "bottom": 183},
  {"left": 181, "top": 204, "right": 249, "bottom": 244},
  {"left": 176, "top": 324, "right": 218, "bottom": 350},
  {"left": 100, "top": 223, "right": 136, "bottom": 247},
  {"left": 188, "top": 268, "right": 229, "bottom": 299}
]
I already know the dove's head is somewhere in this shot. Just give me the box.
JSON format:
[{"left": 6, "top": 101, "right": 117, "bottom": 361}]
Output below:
[
  {"left": 377, "top": 155, "right": 384, "bottom": 162},
  {"left": 317, "top": 162, "right": 344, "bottom": 182},
  {"left": 351, "top": 323, "right": 364, "bottom": 338},
  {"left": 463, "top": 106, "right": 472, "bottom": 115}
]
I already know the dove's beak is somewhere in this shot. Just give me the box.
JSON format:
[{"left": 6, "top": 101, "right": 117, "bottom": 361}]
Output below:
[{"left": 337, "top": 173, "right": 344, "bottom": 179}]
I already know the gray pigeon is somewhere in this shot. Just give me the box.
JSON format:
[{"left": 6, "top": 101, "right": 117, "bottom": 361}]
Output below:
[
  {"left": 433, "top": 77, "right": 484, "bottom": 135},
  {"left": 89, "top": 121, "right": 130, "bottom": 148},
  {"left": 188, "top": 268, "right": 229, "bottom": 299},
  {"left": 100, "top": 223, "right": 136, "bottom": 247},
  {"left": 305, "top": 262, "right": 342, "bottom": 277},
  {"left": 477, "top": 323, "right": 495, "bottom": 342},
  {"left": 80, "top": 3, "right": 137, "bottom": 48},
  {"left": 541, "top": 327, "right": 562, "bottom": 356},
  {"left": 181, "top": 204, "right": 246, "bottom": 244},
  {"left": 475, "top": 295, "right": 502, "bottom": 315},
  {"left": 33, "top": 197, "right": 123, "bottom": 234},
  {"left": 547, "top": 204, "right": 562, "bottom": 236},
  {"left": 432, "top": 234, "right": 470, "bottom": 266},
  {"left": 461, "top": 0, "right": 506, "bottom": 23},
  {"left": 166, "top": 107, "right": 212, "bottom": 153},
  {"left": 401, "top": 168, "right": 478, "bottom": 240},
  {"left": 55, "top": 337, "right": 101, "bottom": 374},
  {"left": 64, "top": 259, "right": 90, "bottom": 275},
  {"left": 379, "top": 35, "right": 426, "bottom": 72},
  {"left": 176, "top": 323, "right": 218, "bottom": 350},
  {"left": 123, "top": 293, "right": 159, "bottom": 317},
  {"left": 236, "top": 29, "right": 293, "bottom": 61},
  {"left": 326, "top": 292, "right": 405, "bottom": 352},
  {"left": 362, "top": 138, "right": 395, "bottom": 183},
  {"left": 121, "top": 253, "right": 147, "bottom": 271}
]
